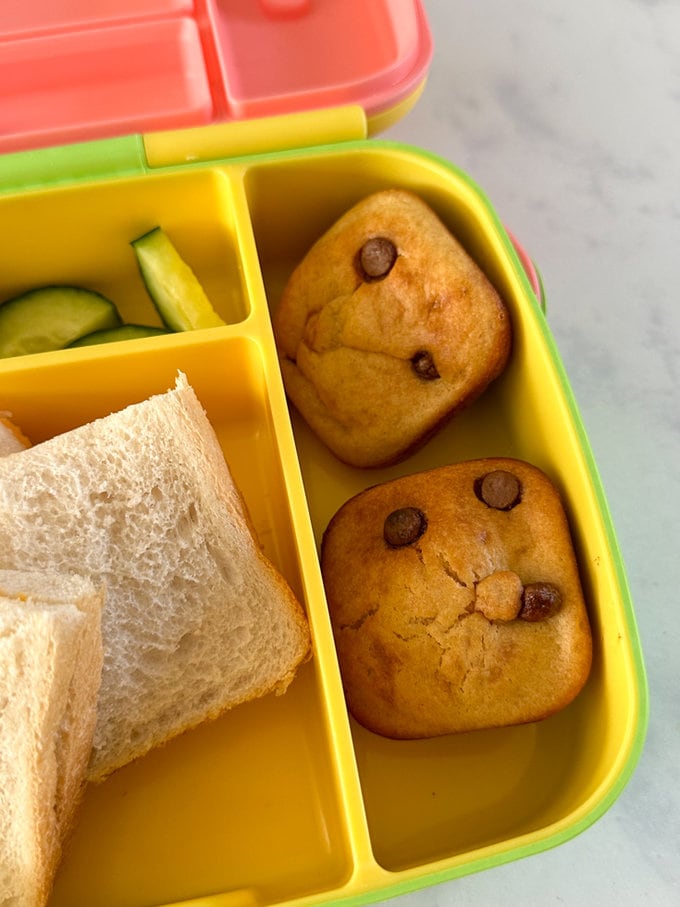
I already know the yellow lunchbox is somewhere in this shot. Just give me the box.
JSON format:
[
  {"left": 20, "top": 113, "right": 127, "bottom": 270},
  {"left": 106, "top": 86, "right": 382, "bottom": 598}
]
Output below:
[{"left": 0, "top": 3, "right": 646, "bottom": 906}]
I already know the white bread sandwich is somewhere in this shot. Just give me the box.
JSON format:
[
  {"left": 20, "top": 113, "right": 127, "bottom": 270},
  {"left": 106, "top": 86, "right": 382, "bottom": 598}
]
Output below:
[
  {"left": 0, "top": 411, "right": 30, "bottom": 456},
  {"left": 0, "top": 373, "right": 311, "bottom": 781},
  {"left": 0, "top": 569, "right": 104, "bottom": 907}
]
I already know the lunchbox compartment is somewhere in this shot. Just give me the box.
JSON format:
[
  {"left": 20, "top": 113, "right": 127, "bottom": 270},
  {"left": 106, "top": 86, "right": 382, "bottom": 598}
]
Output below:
[
  {"left": 0, "top": 168, "right": 249, "bottom": 332},
  {"left": 242, "top": 145, "right": 643, "bottom": 875},
  {"left": 0, "top": 138, "right": 645, "bottom": 905},
  {"left": 0, "top": 334, "right": 360, "bottom": 907}
]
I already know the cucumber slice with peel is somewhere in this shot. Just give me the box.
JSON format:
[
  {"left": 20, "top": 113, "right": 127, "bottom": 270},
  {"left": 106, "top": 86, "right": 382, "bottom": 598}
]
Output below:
[
  {"left": 0, "top": 286, "right": 122, "bottom": 359},
  {"left": 68, "top": 324, "right": 169, "bottom": 347},
  {"left": 131, "top": 227, "right": 225, "bottom": 331}
]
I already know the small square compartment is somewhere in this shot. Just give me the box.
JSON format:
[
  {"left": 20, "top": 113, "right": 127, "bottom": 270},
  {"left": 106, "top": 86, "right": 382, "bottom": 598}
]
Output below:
[
  {"left": 0, "top": 17, "right": 212, "bottom": 154},
  {"left": 0, "top": 167, "right": 249, "bottom": 341},
  {"left": 0, "top": 335, "right": 355, "bottom": 907},
  {"left": 203, "top": 0, "right": 429, "bottom": 121}
]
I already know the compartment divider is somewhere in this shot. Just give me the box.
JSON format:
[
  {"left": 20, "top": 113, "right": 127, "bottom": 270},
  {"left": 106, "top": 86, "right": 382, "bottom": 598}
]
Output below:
[{"left": 226, "top": 170, "right": 379, "bottom": 874}]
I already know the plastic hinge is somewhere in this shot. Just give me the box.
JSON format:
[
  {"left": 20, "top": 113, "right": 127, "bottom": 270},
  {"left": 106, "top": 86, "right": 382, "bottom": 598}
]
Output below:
[
  {"left": 142, "top": 105, "right": 368, "bottom": 169},
  {"left": 0, "top": 135, "right": 148, "bottom": 196}
]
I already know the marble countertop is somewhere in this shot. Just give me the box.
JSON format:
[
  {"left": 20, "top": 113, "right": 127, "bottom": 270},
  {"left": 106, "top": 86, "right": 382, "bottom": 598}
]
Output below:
[{"left": 379, "top": 1, "right": 679, "bottom": 904}]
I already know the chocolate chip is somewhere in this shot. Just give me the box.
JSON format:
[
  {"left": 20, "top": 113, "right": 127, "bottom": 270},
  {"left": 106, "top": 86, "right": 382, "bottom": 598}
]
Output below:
[
  {"left": 357, "top": 237, "right": 397, "bottom": 280},
  {"left": 383, "top": 507, "right": 427, "bottom": 547},
  {"left": 475, "top": 470, "right": 522, "bottom": 510},
  {"left": 411, "top": 350, "right": 440, "bottom": 380},
  {"left": 519, "top": 582, "right": 562, "bottom": 621}
]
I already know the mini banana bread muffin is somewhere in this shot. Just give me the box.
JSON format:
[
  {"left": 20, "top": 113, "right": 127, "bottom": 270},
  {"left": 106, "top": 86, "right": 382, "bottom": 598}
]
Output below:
[
  {"left": 320, "top": 458, "right": 592, "bottom": 737},
  {"left": 274, "top": 190, "right": 511, "bottom": 468}
]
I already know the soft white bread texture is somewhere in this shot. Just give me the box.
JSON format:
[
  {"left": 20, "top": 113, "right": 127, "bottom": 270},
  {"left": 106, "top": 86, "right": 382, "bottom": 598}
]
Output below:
[
  {"left": 0, "top": 374, "right": 311, "bottom": 781},
  {"left": 0, "top": 569, "right": 104, "bottom": 907}
]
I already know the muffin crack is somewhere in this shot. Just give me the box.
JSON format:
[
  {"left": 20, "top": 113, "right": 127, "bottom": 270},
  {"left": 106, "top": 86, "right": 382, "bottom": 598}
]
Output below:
[
  {"left": 338, "top": 605, "right": 379, "bottom": 631},
  {"left": 438, "top": 554, "right": 468, "bottom": 587}
]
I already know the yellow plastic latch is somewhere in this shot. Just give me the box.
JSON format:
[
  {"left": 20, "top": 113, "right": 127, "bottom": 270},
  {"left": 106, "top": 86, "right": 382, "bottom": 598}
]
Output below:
[{"left": 143, "top": 105, "right": 368, "bottom": 168}]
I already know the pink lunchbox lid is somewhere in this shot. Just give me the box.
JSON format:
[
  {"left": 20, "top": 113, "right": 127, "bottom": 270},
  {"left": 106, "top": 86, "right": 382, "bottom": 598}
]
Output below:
[{"left": 0, "top": 0, "right": 433, "bottom": 154}]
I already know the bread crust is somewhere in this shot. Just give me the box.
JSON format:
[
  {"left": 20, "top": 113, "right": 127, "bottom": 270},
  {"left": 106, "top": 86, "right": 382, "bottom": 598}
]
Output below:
[
  {"left": 274, "top": 190, "right": 512, "bottom": 468},
  {"left": 0, "top": 570, "right": 103, "bottom": 907},
  {"left": 0, "top": 412, "right": 31, "bottom": 456},
  {"left": 320, "top": 459, "right": 592, "bottom": 737}
]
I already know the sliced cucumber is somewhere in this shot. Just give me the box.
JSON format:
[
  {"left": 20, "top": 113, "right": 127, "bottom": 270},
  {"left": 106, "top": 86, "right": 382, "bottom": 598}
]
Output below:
[
  {"left": 0, "top": 286, "right": 122, "bottom": 359},
  {"left": 68, "top": 324, "right": 169, "bottom": 348},
  {"left": 131, "top": 227, "right": 225, "bottom": 332}
]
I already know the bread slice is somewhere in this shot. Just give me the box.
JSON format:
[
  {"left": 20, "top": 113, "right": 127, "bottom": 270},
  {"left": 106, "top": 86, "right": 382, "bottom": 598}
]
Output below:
[
  {"left": 0, "top": 374, "right": 311, "bottom": 781},
  {"left": 0, "top": 569, "right": 104, "bottom": 907}
]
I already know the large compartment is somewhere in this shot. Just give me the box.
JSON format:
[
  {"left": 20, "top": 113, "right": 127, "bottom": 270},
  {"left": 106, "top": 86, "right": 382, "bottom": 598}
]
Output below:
[
  {"left": 243, "top": 144, "right": 645, "bottom": 874},
  {"left": 0, "top": 140, "right": 646, "bottom": 905}
]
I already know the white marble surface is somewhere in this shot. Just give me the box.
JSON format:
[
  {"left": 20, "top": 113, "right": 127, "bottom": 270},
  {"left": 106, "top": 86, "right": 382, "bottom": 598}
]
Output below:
[{"left": 379, "top": 0, "right": 680, "bottom": 904}]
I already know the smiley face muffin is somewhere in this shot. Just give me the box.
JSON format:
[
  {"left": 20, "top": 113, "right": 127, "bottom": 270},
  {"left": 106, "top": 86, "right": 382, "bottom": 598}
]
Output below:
[
  {"left": 320, "top": 458, "right": 592, "bottom": 737},
  {"left": 274, "top": 190, "right": 512, "bottom": 468}
]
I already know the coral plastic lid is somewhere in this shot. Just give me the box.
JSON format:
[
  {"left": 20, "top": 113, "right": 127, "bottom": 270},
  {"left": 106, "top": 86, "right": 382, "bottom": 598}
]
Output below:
[{"left": 0, "top": 0, "right": 433, "bottom": 154}]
